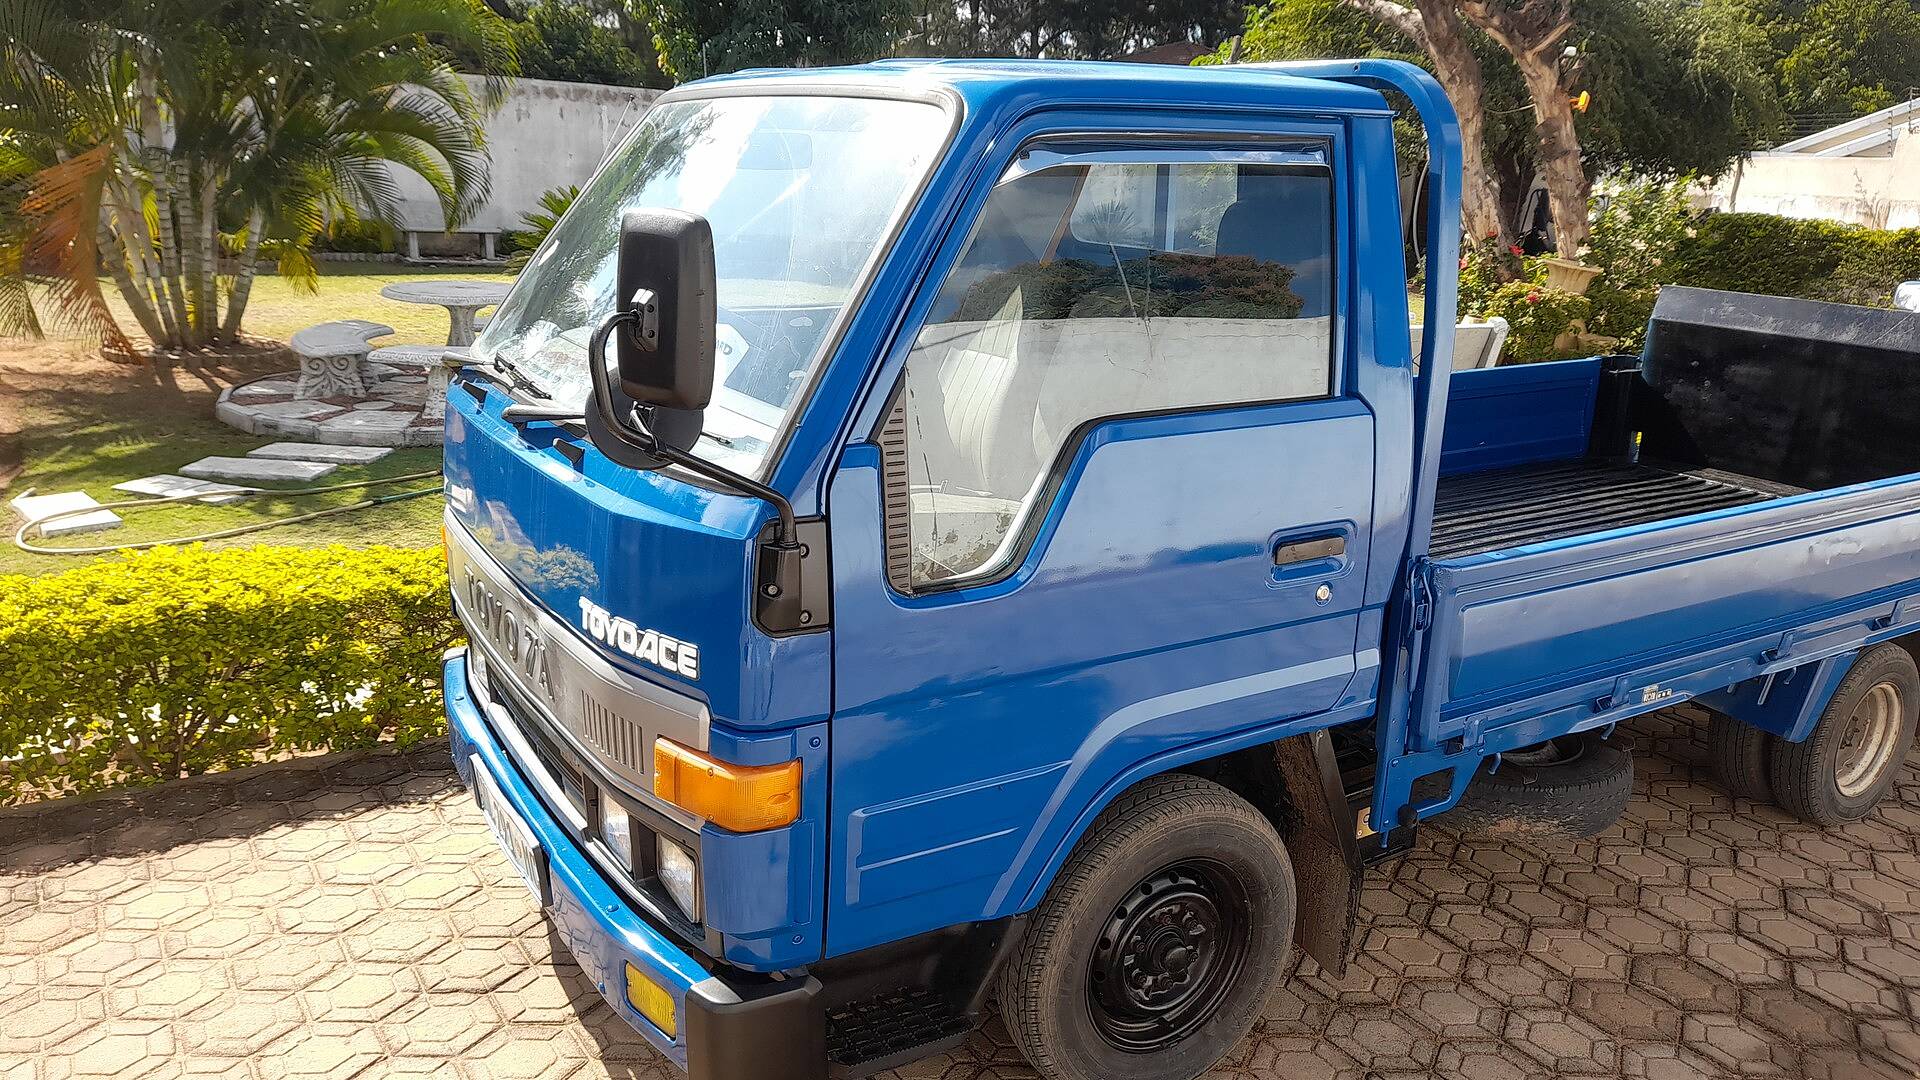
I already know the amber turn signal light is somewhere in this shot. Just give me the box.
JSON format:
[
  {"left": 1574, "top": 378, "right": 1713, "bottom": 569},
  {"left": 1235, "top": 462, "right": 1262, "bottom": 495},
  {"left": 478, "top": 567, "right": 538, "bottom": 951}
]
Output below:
[{"left": 652, "top": 738, "right": 800, "bottom": 832}]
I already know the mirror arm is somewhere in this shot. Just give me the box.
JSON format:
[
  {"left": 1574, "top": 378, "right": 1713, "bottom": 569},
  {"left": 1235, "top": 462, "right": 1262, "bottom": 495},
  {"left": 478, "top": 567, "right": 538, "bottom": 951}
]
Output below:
[{"left": 588, "top": 309, "right": 800, "bottom": 548}]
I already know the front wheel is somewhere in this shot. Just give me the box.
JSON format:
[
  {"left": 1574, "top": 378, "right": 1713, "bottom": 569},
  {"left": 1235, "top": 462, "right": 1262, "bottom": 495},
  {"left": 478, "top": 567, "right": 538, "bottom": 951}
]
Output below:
[{"left": 998, "top": 774, "right": 1295, "bottom": 1080}]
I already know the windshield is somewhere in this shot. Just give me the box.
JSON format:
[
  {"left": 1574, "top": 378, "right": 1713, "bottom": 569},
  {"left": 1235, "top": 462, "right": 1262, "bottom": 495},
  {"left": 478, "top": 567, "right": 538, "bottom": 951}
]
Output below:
[{"left": 477, "top": 94, "right": 946, "bottom": 474}]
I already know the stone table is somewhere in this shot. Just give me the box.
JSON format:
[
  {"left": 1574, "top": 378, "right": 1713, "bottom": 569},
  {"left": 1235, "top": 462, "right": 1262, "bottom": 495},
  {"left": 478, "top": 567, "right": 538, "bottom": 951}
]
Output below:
[
  {"left": 379, "top": 280, "right": 511, "bottom": 346},
  {"left": 367, "top": 344, "right": 469, "bottom": 422}
]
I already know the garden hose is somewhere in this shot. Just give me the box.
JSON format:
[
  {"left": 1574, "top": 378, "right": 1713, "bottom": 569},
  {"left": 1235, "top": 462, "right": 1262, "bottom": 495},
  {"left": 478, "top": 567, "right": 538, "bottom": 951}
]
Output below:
[{"left": 10, "top": 470, "right": 444, "bottom": 556}]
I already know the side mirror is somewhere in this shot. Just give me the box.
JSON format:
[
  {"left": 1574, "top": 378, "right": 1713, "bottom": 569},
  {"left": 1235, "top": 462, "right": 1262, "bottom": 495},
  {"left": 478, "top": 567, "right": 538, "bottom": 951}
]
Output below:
[
  {"left": 615, "top": 208, "right": 716, "bottom": 410},
  {"left": 588, "top": 209, "right": 715, "bottom": 468}
]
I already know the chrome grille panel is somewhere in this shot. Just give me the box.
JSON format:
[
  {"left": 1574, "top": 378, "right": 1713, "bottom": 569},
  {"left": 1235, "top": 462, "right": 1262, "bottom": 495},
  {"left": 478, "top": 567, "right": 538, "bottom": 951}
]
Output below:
[{"left": 446, "top": 513, "right": 709, "bottom": 803}]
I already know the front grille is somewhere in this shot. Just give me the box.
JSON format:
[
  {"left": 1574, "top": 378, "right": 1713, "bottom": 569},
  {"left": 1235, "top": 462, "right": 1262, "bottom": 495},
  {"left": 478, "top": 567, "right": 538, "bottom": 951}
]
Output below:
[
  {"left": 580, "top": 690, "right": 644, "bottom": 773},
  {"left": 469, "top": 650, "right": 713, "bottom": 949}
]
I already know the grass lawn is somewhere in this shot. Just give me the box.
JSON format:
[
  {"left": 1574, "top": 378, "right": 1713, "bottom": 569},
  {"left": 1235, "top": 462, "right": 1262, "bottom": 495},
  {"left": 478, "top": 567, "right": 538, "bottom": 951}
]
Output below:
[{"left": 1, "top": 264, "right": 511, "bottom": 578}]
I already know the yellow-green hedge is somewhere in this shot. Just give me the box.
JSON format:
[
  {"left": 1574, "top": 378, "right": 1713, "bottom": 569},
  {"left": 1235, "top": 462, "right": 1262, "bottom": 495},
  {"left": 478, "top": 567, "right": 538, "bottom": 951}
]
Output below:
[{"left": 0, "top": 544, "right": 460, "bottom": 802}]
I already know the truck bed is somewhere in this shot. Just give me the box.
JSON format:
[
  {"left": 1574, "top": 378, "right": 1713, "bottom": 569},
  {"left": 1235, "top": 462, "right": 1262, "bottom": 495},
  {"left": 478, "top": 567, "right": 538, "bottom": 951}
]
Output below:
[{"left": 1430, "top": 460, "right": 1798, "bottom": 559}]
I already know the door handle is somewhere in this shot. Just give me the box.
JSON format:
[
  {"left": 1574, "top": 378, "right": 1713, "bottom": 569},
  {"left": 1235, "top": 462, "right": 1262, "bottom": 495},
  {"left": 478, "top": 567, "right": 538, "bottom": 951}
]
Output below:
[{"left": 1273, "top": 535, "right": 1346, "bottom": 566}]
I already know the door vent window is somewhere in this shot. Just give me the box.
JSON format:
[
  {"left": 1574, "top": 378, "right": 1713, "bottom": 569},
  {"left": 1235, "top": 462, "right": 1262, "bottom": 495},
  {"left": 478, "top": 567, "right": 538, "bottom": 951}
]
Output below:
[{"left": 878, "top": 392, "right": 916, "bottom": 594}]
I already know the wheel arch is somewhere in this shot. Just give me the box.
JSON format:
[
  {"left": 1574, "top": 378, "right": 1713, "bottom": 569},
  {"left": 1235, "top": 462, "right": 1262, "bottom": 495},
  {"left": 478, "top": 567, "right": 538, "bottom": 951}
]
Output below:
[{"left": 1006, "top": 726, "right": 1367, "bottom": 977}]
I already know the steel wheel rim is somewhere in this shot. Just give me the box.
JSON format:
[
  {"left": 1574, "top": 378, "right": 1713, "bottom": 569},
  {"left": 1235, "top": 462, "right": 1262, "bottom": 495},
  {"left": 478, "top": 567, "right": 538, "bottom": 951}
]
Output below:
[
  {"left": 1087, "top": 860, "right": 1251, "bottom": 1054},
  {"left": 1836, "top": 681, "right": 1904, "bottom": 798}
]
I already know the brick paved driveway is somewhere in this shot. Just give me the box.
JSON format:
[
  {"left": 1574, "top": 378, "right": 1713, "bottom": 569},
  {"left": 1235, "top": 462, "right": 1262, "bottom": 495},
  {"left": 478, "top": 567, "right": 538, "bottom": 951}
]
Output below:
[{"left": 7, "top": 706, "right": 1920, "bottom": 1079}]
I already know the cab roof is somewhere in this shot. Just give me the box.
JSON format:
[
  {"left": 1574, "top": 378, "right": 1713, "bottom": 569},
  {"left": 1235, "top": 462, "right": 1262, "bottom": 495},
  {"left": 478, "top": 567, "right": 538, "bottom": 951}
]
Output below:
[{"left": 677, "top": 57, "right": 1394, "bottom": 119}]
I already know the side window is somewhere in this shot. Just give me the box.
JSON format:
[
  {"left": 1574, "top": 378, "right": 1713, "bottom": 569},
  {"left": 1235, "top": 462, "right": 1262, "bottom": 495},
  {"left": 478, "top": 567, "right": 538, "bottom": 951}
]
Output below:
[{"left": 890, "top": 147, "right": 1337, "bottom": 589}]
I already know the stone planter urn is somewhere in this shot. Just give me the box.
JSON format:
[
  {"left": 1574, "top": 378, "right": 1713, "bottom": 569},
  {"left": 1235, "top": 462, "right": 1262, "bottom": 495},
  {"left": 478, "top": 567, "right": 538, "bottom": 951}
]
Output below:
[{"left": 1539, "top": 257, "right": 1603, "bottom": 296}]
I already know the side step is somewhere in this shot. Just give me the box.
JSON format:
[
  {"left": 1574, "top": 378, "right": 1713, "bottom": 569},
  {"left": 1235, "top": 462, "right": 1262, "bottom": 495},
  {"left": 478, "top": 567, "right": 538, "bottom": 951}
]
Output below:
[{"left": 826, "top": 988, "right": 973, "bottom": 1078}]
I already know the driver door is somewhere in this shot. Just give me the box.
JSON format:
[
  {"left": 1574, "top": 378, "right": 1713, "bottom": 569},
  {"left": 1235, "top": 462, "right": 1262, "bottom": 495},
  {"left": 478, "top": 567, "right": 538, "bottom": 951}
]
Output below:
[{"left": 823, "top": 135, "right": 1376, "bottom": 955}]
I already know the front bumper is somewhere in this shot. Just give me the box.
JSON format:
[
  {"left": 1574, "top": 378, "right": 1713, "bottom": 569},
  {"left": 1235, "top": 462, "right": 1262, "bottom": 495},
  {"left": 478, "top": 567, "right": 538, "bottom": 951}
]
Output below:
[{"left": 445, "top": 652, "right": 826, "bottom": 1079}]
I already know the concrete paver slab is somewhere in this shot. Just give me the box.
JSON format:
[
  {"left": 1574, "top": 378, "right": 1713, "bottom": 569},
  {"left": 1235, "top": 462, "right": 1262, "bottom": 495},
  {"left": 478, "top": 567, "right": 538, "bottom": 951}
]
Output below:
[
  {"left": 246, "top": 442, "right": 394, "bottom": 465},
  {"left": 8, "top": 491, "right": 122, "bottom": 536},
  {"left": 180, "top": 457, "right": 338, "bottom": 484},
  {"left": 112, "top": 475, "right": 250, "bottom": 505},
  {"left": 6, "top": 707, "right": 1920, "bottom": 1079}
]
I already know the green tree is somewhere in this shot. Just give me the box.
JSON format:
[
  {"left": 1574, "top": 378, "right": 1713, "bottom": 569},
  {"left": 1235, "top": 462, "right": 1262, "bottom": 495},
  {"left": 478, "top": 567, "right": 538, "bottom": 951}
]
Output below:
[
  {"left": 1769, "top": 0, "right": 1920, "bottom": 115},
  {"left": 1214, "top": 0, "right": 1784, "bottom": 254},
  {"left": 0, "top": 0, "right": 514, "bottom": 353},
  {"left": 900, "top": 0, "right": 1242, "bottom": 59},
  {"left": 509, "top": 1, "right": 668, "bottom": 88},
  {"left": 645, "top": 0, "right": 910, "bottom": 80}
]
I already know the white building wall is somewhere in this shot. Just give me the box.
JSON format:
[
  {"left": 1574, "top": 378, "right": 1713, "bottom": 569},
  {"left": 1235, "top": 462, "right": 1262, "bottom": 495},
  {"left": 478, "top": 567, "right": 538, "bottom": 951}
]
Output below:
[
  {"left": 1706, "top": 131, "right": 1920, "bottom": 230},
  {"left": 389, "top": 76, "right": 661, "bottom": 249}
]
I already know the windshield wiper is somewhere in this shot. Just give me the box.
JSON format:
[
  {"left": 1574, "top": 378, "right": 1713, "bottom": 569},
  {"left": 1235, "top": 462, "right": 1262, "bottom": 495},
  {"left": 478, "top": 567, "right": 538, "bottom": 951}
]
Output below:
[
  {"left": 499, "top": 402, "right": 737, "bottom": 454},
  {"left": 472, "top": 354, "right": 550, "bottom": 401}
]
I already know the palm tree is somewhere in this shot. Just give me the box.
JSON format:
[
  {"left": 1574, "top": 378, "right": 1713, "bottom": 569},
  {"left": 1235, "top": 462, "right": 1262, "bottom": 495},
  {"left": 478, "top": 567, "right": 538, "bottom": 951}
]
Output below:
[{"left": 0, "top": 0, "right": 514, "bottom": 355}]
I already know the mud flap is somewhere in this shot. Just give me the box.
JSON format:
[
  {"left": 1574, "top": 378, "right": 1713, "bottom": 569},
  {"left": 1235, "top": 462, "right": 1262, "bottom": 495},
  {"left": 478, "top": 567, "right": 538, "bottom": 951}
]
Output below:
[{"left": 1271, "top": 730, "right": 1363, "bottom": 977}]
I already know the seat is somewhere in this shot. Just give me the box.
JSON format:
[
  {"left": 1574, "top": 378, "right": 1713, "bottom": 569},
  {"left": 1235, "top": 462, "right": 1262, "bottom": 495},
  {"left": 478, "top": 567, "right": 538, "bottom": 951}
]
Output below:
[{"left": 1214, "top": 172, "right": 1333, "bottom": 318}]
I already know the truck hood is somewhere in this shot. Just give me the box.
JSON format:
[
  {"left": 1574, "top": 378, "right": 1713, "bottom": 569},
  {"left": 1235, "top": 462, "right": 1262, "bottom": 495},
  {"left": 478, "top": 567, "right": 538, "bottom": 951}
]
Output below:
[{"left": 442, "top": 375, "right": 830, "bottom": 731}]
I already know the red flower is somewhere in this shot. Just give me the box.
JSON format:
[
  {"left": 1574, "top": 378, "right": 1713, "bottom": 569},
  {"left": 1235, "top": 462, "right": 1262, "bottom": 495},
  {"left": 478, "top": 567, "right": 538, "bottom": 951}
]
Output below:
[
  {"left": 1525, "top": 291, "right": 1542, "bottom": 304},
  {"left": 1459, "top": 256, "right": 1469, "bottom": 270},
  {"left": 1508, "top": 244, "right": 1525, "bottom": 257}
]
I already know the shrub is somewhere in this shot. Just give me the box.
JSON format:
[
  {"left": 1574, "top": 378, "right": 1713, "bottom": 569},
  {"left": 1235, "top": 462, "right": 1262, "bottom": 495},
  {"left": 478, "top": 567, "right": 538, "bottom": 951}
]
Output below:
[
  {"left": 1482, "top": 280, "right": 1592, "bottom": 363},
  {"left": 503, "top": 184, "right": 580, "bottom": 271},
  {"left": 1458, "top": 235, "right": 1526, "bottom": 318},
  {"left": 0, "top": 545, "right": 460, "bottom": 802},
  {"left": 1583, "top": 172, "right": 1695, "bottom": 351},
  {"left": 314, "top": 217, "right": 395, "bottom": 254},
  {"left": 1674, "top": 213, "right": 1920, "bottom": 307}
]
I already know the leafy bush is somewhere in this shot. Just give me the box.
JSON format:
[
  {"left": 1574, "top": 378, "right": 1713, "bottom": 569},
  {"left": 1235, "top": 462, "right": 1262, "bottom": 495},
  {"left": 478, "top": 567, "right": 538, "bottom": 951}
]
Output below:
[
  {"left": 1675, "top": 213, "right": 1920, "bottom": 307},
  {"left": 1482, "top": 281, "right": 1592, "bottom": 363},
  {"left": 313, "top": 217, "right": 396, "bottom": 254},
  {"left": 1457, "top": 236, "right": 1526, "bottom": 318},
  {"left": 1583, "top": 171, "right": 1695, "bottom": 351},
  {"left": 0, "top": 545, "right": 459, "bottom": 802},
  {"left": 504, "top": 185, "right": 580, "bottom": 271}
]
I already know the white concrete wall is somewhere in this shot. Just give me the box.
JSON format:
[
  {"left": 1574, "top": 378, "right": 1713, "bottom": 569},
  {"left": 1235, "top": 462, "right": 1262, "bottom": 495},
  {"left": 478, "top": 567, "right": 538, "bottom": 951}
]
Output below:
[
  {"left": 390, "top": 76, "right": 660, "bottom": 239},
  {"left": 1706, "top": 134, "right": 1920, "bottom": 229}
]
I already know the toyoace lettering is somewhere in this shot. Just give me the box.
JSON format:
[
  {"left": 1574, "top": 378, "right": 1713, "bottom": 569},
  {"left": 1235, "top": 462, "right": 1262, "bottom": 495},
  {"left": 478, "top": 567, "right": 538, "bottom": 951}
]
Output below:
[
  {"left": 440, "top": 59, "right": 1920, "bottom": 1080},
  {"left": 578, "top": 597, "right": 700, "bottom": 681}
]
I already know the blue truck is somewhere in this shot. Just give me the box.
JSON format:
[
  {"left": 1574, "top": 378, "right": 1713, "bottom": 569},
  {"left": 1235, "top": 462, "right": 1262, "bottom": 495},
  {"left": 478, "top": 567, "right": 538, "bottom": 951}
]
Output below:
[{"left": 440, "top": 57, "right": 1920, "bottom": 1080}]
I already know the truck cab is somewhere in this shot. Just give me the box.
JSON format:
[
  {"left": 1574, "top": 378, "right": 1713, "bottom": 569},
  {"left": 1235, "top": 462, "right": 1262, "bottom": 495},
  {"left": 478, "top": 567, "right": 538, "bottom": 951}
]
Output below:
[{"left": 441, "top": 57, "right": 1920, "bottom": 1080}]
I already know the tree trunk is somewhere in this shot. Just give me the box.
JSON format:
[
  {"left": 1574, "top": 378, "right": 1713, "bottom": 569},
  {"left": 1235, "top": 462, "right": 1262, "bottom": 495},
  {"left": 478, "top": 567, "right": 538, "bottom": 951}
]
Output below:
[
  {"left": 136, "top": 68, "right": 189, "bottom": 349},
  {"left": 109, "top": 177, "right": 180, "bottom": 347},
  {"left": 1457, "top": 0, "right": 1589, "bottom": 256},
  {"left": 173, "top": 159, "right": 209, "bottom": 346},
  {"left": 1409, "top": 0, "right": 1510, "bottom": 250},
  {"left": 221, "top": 208, "right": 264, "bottom": 341},
  {"left": 1510, "top": 50, "right": 1588, "bottom": 256},
  {"left": 99, "top": 224, "right": 168, "bottom": 346},
  {"left": 1335, "top": 0, "right": 1514, "bottom": 256},
  {"left": 198, "top": 169, "right": 219, "bottom": 341},
  {"left": 172, "top": 164, "right": 201, "bottom": 347}
]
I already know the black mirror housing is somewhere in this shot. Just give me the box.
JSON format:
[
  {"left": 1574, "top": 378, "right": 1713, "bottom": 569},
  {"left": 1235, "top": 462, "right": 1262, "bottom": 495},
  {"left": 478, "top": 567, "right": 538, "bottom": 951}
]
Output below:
[{"left": 616, "top": 208, "right": 716, "bottom": 411}]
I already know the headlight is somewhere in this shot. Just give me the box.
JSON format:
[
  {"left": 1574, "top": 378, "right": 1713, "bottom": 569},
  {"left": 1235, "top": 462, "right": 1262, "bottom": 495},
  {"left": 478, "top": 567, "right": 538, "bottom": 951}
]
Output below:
[
  {"left": 601, "top": 797, "right": 636, "bottom": 873},
  {"left": 656, "top": 836, "right": 700, "bottom": 923}
]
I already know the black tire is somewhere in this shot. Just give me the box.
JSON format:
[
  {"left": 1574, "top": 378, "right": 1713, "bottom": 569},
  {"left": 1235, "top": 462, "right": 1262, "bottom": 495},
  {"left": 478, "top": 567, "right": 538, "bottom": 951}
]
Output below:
[
  {"left": 1449, "top": 731, "right": 1634, "bottom": 838},
  {"left": 1770, "top": 644, "right": 1919, "bottom": 827},
  {"left": 1708, "top": 711, "right": 1777, "bottom": 803},
  {"left": 997, "top": 774, "right": 1295, "bottom": 1080}
]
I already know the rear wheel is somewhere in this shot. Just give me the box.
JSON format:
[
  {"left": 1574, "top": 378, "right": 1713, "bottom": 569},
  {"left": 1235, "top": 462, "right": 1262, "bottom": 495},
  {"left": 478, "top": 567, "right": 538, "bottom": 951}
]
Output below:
[
  {"left": 1771, "top": 644, "right": 1919, "bottom": 827},
  {"left": 1708, "top": 711, "right": 1777, "bottom": 803},
  {"left": 998, "top": 774, "right": 1294, "bottom": 1080}
]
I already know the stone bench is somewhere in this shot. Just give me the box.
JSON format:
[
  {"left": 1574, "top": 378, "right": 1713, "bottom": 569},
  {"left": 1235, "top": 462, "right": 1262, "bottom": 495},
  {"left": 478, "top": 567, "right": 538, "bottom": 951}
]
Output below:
[
  {"left": 368, "top": 344, "right": 470, "bottom": 421},
  {"left": 290, "top": 319, "right": 393, "bottom": 399}
]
